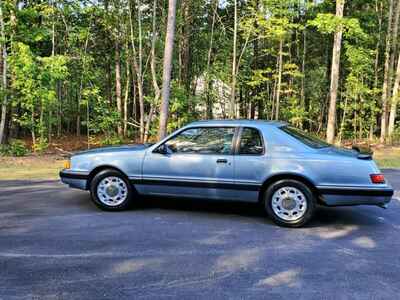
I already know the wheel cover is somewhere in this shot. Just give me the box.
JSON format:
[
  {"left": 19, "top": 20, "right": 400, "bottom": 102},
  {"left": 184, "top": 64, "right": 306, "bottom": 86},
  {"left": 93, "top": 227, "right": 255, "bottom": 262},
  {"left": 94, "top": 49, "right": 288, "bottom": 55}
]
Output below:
[
  {"left": 97, "top": 176, "right": 128, "bottom": 206},
  {"left": 271, "top": 186, "right": 307, "bottom": 221}
]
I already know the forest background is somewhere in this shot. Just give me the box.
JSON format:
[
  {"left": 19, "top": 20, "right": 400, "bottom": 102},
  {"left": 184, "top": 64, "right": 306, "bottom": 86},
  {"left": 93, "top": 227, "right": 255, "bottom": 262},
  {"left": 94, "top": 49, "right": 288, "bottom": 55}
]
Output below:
[{"left": 1, "top": 0, "right": 400, "bottom": 178}]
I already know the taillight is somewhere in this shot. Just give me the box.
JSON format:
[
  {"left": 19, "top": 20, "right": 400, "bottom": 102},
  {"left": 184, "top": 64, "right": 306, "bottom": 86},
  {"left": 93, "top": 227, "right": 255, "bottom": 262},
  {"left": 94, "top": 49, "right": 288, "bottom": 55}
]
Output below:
[{"left": 370, "top": 174, "right": 385, "bottom": 184}]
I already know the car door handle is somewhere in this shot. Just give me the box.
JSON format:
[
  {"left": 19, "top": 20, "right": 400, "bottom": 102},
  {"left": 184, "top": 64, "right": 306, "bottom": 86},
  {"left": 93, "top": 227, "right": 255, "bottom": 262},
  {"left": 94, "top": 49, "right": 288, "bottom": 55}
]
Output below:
[{"left": 216, "top": 159, "right": 228, "bottom": 164}]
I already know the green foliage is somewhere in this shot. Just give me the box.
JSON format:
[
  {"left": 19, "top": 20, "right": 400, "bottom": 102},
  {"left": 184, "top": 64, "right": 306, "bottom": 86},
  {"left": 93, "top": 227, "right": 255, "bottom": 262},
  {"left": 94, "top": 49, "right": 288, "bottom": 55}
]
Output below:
[
  {"left": 9, "top": 42, "right": 68, "bottom": 142},
  {"left": 308, "top": 14, "right": 366, "bottom": 39},
  {"left": 100, "top": 135, "right": 124, "bottom": 146},
  {"left": 0, "top": 139, "right": 29, "bottom": 157},
  {"left": 33, "top": 137, "right": 49, "bottom": 154},
  {"left": 167, "top": 80, "right": 200, "bottom": 132},
  {"left": 89, "top": 92, "right": 121, "bottom": 138},
  {"left": 339, "top": 43, "right": 376, "bottom": 140}
]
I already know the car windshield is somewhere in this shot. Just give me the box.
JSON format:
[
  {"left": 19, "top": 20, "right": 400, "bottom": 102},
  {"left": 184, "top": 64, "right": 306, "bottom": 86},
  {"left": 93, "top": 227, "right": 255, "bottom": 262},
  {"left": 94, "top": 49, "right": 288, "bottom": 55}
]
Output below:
[{"left": 280, "top": 126, "right": 330, "bottom": 149}]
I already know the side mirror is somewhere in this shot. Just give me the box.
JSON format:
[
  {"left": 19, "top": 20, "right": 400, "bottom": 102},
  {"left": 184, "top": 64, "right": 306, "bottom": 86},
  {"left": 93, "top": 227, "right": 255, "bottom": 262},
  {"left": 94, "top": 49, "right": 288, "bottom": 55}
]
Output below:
[{"left": 154, "top": 144, "right": 169, "bottom": 155}]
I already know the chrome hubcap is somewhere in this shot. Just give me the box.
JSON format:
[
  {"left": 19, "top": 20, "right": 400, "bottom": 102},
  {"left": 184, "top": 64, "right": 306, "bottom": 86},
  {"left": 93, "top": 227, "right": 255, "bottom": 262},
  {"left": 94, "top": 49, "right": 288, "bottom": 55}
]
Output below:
[
  {"left": 97, "top": 176, "right": 128, "bottom": 206},
  {"left": 271, "top": 186, "right": 307, "bottom": 221}
]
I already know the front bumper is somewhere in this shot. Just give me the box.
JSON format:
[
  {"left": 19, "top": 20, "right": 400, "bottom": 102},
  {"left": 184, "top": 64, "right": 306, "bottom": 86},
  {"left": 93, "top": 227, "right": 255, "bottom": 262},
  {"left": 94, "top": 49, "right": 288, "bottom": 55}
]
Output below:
[
  {"left": 59, "top": 170, "right": 89, "bottom": 190},
  {"left": 317, "top": 186, "right": 393, "bottom": 207}
]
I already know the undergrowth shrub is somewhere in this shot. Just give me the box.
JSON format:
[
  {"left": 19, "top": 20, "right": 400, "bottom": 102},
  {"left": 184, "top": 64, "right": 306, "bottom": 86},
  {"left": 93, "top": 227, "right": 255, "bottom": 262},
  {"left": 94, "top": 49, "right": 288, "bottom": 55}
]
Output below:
[{"left": 0, "top": 139, "right": 29, "bottom": 157}]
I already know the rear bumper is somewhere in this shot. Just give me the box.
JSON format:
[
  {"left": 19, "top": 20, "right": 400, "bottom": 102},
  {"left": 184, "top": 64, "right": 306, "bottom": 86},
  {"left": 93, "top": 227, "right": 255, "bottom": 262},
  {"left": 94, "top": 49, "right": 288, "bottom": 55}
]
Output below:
[
  {"left": 59, "top": 170, "right": 88, "bottom": 190},
  {"left": 317, "top": 186, "right": 393, "bottom": 207}
]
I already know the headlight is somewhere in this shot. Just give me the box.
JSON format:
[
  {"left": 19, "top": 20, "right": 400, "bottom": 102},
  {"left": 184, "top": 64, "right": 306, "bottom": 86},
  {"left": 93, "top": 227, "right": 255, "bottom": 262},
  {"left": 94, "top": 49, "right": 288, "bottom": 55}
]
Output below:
[{"left": 63, "top": 160, "right": 71, "bottom": 169}]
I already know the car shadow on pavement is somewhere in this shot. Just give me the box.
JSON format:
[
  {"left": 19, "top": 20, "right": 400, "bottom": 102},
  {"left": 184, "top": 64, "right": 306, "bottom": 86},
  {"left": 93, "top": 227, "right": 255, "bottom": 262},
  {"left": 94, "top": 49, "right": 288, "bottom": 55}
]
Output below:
[
  {"left": 136, "top": 197, "right": 266, "bottom": 218},
  {"left": 134, "top": 196, "right": 384, "bottom": 228}
]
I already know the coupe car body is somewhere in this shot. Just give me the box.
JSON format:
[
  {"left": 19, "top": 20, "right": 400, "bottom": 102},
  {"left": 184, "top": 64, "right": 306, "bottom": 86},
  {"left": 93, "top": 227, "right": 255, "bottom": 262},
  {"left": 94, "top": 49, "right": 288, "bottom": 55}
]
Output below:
[{"left": 60, "top": 120, "right": 393, "bottom": 227}]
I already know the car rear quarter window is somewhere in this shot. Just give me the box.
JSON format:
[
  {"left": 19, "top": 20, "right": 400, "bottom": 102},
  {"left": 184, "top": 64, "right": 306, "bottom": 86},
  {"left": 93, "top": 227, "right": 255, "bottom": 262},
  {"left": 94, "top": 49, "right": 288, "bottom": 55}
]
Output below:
[
  {"left": 238, "top": 127, "right": 264, "bottom": 155},
  {"left": 280, "top": 126, "right": 330, "bottom": 149}
]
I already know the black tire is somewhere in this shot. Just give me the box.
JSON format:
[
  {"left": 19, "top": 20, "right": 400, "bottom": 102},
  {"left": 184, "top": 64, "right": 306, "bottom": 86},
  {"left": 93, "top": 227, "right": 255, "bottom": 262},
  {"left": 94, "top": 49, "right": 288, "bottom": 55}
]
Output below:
[
  {"left": 90, "top": 169, "right": 134, "bottom": 211},
  {"left": 263, "top": 179, "right": 316, "bottom": 227}
]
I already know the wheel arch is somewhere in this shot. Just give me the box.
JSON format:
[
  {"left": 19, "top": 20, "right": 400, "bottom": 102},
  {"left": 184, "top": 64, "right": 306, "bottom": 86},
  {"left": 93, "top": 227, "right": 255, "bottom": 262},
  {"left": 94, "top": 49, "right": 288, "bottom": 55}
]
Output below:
[
  {"left": 86, "top": 165, "right": 130, "bottom": 190},
  {"left": 258, "top": 173, "right": 320, "bottom": 203}
]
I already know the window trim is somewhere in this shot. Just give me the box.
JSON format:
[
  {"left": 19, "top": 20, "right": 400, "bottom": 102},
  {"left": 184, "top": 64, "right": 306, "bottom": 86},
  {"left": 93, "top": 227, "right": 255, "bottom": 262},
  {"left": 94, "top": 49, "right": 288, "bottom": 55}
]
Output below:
[
  {"left": 154, "top": 126, "right": 239, "bottom": 156},
  {"left": 235, "top": 126, "right": 265, "bottom": 156}
]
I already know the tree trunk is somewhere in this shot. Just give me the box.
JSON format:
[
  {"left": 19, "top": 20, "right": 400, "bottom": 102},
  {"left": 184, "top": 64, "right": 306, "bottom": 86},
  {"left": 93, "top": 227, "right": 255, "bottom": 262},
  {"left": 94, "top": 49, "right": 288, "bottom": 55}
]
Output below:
[
  {"left": 338, "top": 96, "right": 348, "bottom": 143},
  {"left": 230, "top": 0, "right": 238, "bottom": 119},
  {"left": 326, "top": 0, "right": 345, "bottom": 144},
  {"left": 57, "top": 81, "right": 62, "bottom": 137},
  {"left": 144, "top": 105, "right": 154, "bottom": 143},
  {"left": 380, "top": 0, "right": 395, "bottom": 143},
  {"left": 180, "top": 0, "right": 191, "bottom": 98},
  {"left": 275, "top": 38, "right": 283, "bottom": 121},
  {"left": 31, "top": 110, "right": 36, "bottom": 147},
  {"left": 374, "top": 0, "right": 383, "bottom": 89},
  {"left": 128, "top": 0, "right": 145, "bottom": 142},
  {"left": 388, "top": 52, "right": 400, "bottom": 140},
  {"left": 300, "top": 28, "right": 307, "bottom": 128},
  {"left": 158, "top": 0, "right": 177, "bottom": 140},
  {"left": 145, "top": 0, "right": 161, "bottom": 142},
  {"left": 76, "top": 90, "right": 81, "bottom": 136},
  {"left": 0, "top": 3, "right": 7, "bottom": 145},
  {"left": 49, "top": 1, "right": 56, "bottom": 143},
  {"left": 123, "top": 58, "right": 130, "bottom": 137},
  {"left": 115, "top": 42, "right": 123, "bottom": 136},
  {"left": 388, "top": 0, "right": 400, "bottom": 99},
  {"left": 252, "top": 0, "right": 261, "bottom": 120},
  {"left": 76, "top": 24, "right": 90, "bottom": 137},
  {"left": 205, "top": 0, "right": 217, "bottom": 119},
  {"left": 150, "top": 0, "right": 161, "bottom": 103},
  {"left": 7, "top": 0, "right": 17, "bottom": 140}
]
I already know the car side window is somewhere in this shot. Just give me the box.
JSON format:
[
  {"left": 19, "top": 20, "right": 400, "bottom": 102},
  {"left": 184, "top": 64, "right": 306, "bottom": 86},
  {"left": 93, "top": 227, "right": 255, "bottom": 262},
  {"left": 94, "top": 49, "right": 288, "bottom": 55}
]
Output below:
[
  {"left": 165, "top": 127, "right": 235, "bottom": 154},
  {"left": 238, "top": 127, "right": 264, "bottom": 155}
]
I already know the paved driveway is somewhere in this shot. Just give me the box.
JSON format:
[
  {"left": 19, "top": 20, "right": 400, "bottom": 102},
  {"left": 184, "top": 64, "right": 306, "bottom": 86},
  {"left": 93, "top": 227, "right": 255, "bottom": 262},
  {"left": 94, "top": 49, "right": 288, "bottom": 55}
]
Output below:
[{"left": 0, "top": 170, "right": 400, "bottom": 299}]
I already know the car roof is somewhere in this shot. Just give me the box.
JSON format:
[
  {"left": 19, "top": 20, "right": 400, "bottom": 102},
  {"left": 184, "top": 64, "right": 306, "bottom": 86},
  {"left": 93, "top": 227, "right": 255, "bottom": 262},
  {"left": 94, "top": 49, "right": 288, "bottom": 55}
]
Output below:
[{"left": 187, "top": 119, "right": 287, "bottom": 128}]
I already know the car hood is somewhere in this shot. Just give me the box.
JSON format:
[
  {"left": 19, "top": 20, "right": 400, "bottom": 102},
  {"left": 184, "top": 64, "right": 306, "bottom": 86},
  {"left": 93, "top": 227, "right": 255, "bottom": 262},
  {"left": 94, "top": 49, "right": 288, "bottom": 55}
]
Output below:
[{"left": 73, "top": 143, "right": 152, "bottom": 156}]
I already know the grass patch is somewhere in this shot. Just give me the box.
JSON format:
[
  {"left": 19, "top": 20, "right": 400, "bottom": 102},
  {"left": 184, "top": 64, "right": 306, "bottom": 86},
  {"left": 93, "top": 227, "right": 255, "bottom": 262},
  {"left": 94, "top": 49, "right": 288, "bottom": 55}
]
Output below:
[
  {"left": 374, "top": 147, "right": 400, "bottom": 169},
  {"left": 0, "top": 155, "right": 65, "bottom": 180}
]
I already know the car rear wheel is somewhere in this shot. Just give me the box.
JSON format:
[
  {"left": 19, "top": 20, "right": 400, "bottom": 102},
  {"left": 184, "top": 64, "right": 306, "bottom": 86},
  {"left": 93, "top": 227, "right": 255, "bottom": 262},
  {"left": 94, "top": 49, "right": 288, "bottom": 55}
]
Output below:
[
  {"left": 90, "top": 169, "right": 134, "bottom": 211},
  {"left": 263, "top": 179, "right": 316, "bottom": 227}
]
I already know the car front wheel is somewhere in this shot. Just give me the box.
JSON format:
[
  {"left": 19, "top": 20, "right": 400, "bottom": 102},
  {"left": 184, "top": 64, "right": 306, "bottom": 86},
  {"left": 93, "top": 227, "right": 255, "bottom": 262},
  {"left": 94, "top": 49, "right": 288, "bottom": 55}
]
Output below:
[
  {"left": 90, "top": 169, "right": 134, "bottom": 211},
  {"left": 263, "top": 179, "right": 316, "bottom": 227}
]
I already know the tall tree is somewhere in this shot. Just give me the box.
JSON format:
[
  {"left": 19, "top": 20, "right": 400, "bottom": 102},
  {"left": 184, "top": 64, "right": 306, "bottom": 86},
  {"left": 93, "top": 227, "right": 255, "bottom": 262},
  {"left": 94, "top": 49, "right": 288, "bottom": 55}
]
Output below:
[
  {"left": 230, "top": 0, "right": 238, "bottom": 118},
  {"left": 326, "top": 0, "right": 345, "bottom": 144},
  {"left": 388, "top": 52, "right": 400, "bottom": 140},
  {"left": 204, "top": 0, "right": 218, "bottom": 119},
  {"left": 275, "top": 38, "right": 283, "bottom": 120},
  {"left": 388, "top": 0, "right": 400, "bottom": 99},
  {"left": 158, "top": 0, "right": 177, "bottom": 139},
  {"left": 380, "top": 0, "right": 395, "bottom": 143},
  {"left": 115, "top": 41, "right": 122, "bottom": 136},
  {"left": 128, "top": 0, "right": 145, "bottom": 142},
  {"left": 0, "top": 2, "right": 7, "bottom": 144},
  {"left": 180, "top": 0, "right": 191, "bottom": 96}
]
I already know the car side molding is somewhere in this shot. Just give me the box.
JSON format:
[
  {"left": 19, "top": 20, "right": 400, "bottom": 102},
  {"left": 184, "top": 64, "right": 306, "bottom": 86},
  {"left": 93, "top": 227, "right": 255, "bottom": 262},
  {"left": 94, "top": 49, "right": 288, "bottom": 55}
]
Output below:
[{"left": 130, "top": 178, "right": 261, "bottom": 191}]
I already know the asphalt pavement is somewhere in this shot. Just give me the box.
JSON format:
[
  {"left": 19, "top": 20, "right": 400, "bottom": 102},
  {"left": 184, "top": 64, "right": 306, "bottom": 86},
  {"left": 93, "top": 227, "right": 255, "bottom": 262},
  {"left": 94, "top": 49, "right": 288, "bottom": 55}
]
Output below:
[{"left": 1, "top": 170, "right": 400, "bottom": 299}]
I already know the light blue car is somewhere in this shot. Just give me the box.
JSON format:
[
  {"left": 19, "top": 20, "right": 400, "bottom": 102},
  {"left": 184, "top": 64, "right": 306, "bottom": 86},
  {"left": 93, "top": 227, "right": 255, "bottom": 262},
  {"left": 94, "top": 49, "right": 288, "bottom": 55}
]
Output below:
[{"left": 60, "top": 120, "right": 393, "bottom": 227}]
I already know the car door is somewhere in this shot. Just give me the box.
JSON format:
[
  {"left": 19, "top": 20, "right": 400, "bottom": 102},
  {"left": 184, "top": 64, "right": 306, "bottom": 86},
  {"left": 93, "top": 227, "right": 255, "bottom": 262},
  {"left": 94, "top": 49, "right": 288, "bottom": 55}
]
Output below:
[
  {"left": 233, "top": 127, "right": 266, "bottom": 202},
  {"left": 139, "top": 126, "right": 236, "bottom": 199}
]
